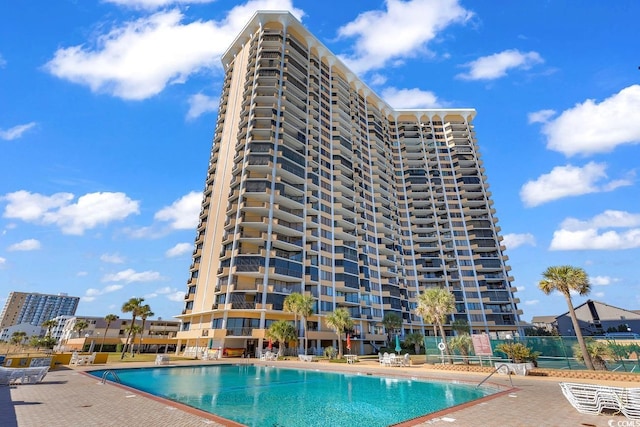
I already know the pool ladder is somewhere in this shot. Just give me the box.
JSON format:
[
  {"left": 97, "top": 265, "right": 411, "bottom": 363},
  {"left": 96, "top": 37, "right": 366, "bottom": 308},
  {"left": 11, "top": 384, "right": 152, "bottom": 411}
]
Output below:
[
  {"left": 476, "top": 363, "right": 513, "bottom": 388},
  {"left": 101, "top": 370, "right": 121, "bottom": 384}
]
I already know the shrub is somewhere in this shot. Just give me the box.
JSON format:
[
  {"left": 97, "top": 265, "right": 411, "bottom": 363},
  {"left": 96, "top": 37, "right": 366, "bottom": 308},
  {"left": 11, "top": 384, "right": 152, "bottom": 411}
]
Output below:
[{"left": 495, "top": 342, "right": 538, "bottom": 364}]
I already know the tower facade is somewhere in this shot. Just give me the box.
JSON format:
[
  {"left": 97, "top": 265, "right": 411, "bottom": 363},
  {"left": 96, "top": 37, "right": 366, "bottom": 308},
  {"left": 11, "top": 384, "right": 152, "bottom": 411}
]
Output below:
[
  {"left": 0, "top": 292, "right": 80, "bottom": 329},
  {"left": 175, "top": 11, "right": 522, "bottom": 355}
]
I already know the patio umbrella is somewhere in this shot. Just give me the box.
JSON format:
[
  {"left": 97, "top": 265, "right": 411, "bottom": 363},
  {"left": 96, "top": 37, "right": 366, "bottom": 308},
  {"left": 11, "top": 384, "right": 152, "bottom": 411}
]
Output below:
[
  {"left": 268, "top": 339, "right": 273, "bottom": 350},
  {"left": 395, "top": 335, "right": 401, "bottom": 354},
  {"left": 346, "top": 334, "right": 351, "bottom": 354}
]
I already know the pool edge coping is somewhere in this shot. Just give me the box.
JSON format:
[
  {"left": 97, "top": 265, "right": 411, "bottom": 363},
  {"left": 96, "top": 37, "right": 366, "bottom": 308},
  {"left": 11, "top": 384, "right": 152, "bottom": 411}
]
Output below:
[{"left": 81, "top": 362, "right": 518, "bottom": 427}]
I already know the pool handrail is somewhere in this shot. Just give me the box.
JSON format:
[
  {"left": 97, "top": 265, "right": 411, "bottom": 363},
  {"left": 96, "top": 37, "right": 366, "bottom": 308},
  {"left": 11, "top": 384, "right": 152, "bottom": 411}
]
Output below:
[{"left": 476, "top": 363, "right": 514, "bottom": 389}]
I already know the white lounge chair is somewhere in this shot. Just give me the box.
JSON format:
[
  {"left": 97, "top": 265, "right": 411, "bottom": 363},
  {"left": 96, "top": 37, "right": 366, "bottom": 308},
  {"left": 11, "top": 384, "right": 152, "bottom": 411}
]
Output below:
[
  {"left": 382, "top": 352, "right": 391, "bottom": 366},
  {"left": 0, "top": 366, "right": 49, "bottom": 385},
  {"left": 260, "top": 351, "right": 277, "bottom": 361},
  {"left": 19, "top": 367, "right": 49, "bottom": 384},
  {"left": 298, "top": 354, "right": 315, "bottom": 362},
  {"left": 560, "top": 382, "right": 640, "bottom": 420},
  {"left": 401, "top": 353, "right": 411, "bottom": 367}
]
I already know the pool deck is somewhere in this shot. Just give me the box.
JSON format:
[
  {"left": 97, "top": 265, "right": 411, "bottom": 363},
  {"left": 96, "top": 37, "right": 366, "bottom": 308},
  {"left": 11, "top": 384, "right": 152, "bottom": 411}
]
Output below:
[{"left": 1, "top": 358, "right": 633, "bottom": 427}]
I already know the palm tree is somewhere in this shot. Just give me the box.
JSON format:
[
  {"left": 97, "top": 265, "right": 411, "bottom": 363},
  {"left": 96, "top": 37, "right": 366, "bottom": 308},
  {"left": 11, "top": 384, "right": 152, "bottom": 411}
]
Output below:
[
  {"left": 449, "top": 335, "right": 473, "bottom": 364},
  {"left": 41, "top": 319, "right": 58, "bottom": 337},
  {"left": 404, "top": 332, "right": 425, "bottom": 354},
  {"left": 266, "top": 320, "right": 296, "bottom": 357},
  {"left": 73, "top": 320, "right": 89, "bottom": 350},
  {"left": 284, "top": 293, "right": 303, "bottom": 348},
  {"left": 539, "top": 265, "right": 595, "bottom": 370},
  {"left": 451, "top": 319, "right": 471, "bottom": 336},
  {"left": 325, "top": 308, "right": 354, "bottom": 358},
  {"left": 381, "top": 312, "right": 402, "bottom": 347},
  {"left": 120, "top": 297, "right": 144, "bottom": 359},
  {"left": 137, "top": 305, "right": 154, "bottom": 355},
  {"left": 573, "top": 340, "right": 610, "bottom": 371},
  {"left": 415, "top": 287, "right": 455, "bottom": 363},
  {"left": 127, "top": 324, "right": 143, "bottom": 356},
  {"left": 10, "top": 331, "right": 27, "bottom": 348},
  {"left": 73, "top": 320, "right": 89, "bottom": 337},
  {"left": 283, "top": 293, "right": 314, "bottom": 354},
  {"left": 100, "top": 314, "right": 119, "bottom": 352}
]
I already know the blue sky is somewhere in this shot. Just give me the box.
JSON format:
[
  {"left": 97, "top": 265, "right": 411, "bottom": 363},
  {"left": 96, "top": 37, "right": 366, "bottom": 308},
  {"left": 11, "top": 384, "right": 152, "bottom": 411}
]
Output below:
[{"left": 1, "top": 0, "right": 639, "bottom": 324}]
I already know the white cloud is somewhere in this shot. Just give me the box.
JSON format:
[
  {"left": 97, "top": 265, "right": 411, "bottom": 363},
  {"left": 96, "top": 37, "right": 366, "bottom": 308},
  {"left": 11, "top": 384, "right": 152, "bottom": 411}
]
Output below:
[
  {"left": 100, "top": 253, "right": 126, "bottom": 264},
  {"left": 560, "top": 210, "right": 640, "bottom": 231},
  {"left": 8, "top": 239, "right": 41, "bottom": 251},
  {"left": 593, "top": 291, "right": 605, "bottom": 299},
  {"left": 381, "top": 87, "right": 441, "bottom": 109},
  {"left": 155, "top": 191, "right": 201, "bottom": 230},
  {"left": 144, "top": 285, "right": 176, "bottom": 299},
  {"left": 45, "top": 1, "right": 303, "bottom": 100},
  {"left": 0, "top": 122, "right": 37, "bottom": 141},
  {"left": 166, "top": 242, "right": 192, "bottom": 257},
  {"left": 456, "top": 49, "right": 543, "bottom": 81},
  {"left": 0, "top": 53, "right": 6, "bottom": 68},
  {"left": 77, "top": 271, "right": 89, "bottom": 277},
  {"left": 167, "top": 290, "right": 186, "bottom": 301},
  {"left": 103, "top": 0, "right": 215, "bottom": 10},
  {"left": 524, "top": 300, "right": 539, "bottom": 306},
  {"left": 187, "top": 93, "right": 218, "bottom": 120},
  {"left": 83, "top": 284, "right": 124, "bottom": 302},
  {"left": 337, "top": 0, "right": 472, "bottom": 74},
  {"left": 519, "top": 162, "right": 632, "bottom": 207},
  {"left": 2, "top": 191, "right": 73, "bottom": 221},
  {"left": 104, "top": 284, "right": 125, "bottom": 293},
  {"left": 550, "top": 228, "right": 640, "bottom": 251},
  {"left": 0, "top": 256, "right": 6, "bottom": 268},
  {"left": 543, "top": 85, "right": 640, "bottom": 156},
  {"left": 2, "top": 190, "right": 140, "bottom": 235},
  {"left": 102, "top": 268, "right": 164, "bottom": 283},
  {"left": 369, "top": 73, "right": 387, "bottom": 86},
  {"left": 502, "top": 233, "right": 536, "bottom": 249},
  {"left": 528, "top": 109, "right": 555, "bottom": 124},
  {"left": 550, "top": 210, "right": 640, "bottom": 250},
  {"left": 591, "top": 276, "right": 618, "bottom": 286}
]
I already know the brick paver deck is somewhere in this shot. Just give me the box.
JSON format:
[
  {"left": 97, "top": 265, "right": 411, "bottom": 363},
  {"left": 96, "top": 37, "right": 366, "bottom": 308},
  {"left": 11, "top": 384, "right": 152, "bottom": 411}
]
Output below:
[{"left": 1, "top": 359, "right": 633, "bottom": 427}]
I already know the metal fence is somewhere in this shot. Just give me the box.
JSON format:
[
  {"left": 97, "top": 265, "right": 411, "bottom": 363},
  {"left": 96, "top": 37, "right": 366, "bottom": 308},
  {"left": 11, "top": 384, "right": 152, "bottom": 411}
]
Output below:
[{"left": 423, "top": 336, "right": 640, "bottom": 372}]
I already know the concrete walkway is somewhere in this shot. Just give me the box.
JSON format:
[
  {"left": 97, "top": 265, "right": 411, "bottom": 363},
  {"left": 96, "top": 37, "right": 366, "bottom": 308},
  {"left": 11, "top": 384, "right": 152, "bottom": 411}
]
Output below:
[{"left": 1, "top": 359, "right": 633, "bottom": 427}]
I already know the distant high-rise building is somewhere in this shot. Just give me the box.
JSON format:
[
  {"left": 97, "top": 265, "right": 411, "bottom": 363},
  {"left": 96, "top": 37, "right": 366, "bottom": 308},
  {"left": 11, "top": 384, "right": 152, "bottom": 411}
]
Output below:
[
  {"left": 175, "top": 11, "right": 522, "bottom": 355},
  {"left": 0, "top": 292, "right": 80, "bottom": 329}
]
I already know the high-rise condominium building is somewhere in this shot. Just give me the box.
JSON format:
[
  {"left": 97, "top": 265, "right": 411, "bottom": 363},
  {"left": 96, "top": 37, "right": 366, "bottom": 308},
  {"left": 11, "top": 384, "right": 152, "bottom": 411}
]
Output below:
[
  {"left": 175, "top": 11, "right": 522, "bottom": 356},
  {"left": 0, "top": 292, "right": 80, "bottom": 329}
]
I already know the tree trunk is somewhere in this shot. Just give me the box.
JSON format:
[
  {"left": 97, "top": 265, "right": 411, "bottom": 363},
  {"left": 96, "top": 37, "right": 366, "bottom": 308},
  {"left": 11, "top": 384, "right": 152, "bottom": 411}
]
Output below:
[
  {"left": 337, "top": 334, "right": 343, "bottom": 358},
  {"left": 302, "top": 317, "right": 308, "bottom": 355},
  {"left": 565, "top": 293, "right": 595, "bottom": 370},
  {"left": 100, "top": 325, "right": 109, "bottom": 353}
]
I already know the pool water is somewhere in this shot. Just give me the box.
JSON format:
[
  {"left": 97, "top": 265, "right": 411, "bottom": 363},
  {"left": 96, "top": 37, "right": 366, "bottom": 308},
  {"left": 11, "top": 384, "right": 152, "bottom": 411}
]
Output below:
[{"left": 91, "top": 365, "right": 497, "bottom": 427}]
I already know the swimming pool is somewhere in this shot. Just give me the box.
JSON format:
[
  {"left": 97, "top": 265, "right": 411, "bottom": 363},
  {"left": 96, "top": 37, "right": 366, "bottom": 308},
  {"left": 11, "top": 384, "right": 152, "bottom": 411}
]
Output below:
[{"left": 91, "top": 365, "right": 498, "bottom": 426}]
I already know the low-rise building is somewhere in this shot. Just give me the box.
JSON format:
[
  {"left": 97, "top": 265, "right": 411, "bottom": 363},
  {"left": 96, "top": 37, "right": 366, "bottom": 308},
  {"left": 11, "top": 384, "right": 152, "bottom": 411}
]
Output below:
[
  {"left": 531, "top": 300, "right": 640, "bottom": 337},
  {"left": 58, "top": 316, "right": 181, "bottom": 352},
  {"left": 0, "top": 323, "right": 43, "bottom": 342}
]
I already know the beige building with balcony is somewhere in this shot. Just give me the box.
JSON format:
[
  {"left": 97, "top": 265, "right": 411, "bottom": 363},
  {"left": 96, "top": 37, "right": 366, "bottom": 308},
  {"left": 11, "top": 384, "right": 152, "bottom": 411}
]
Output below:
[
  {"left": 59, "top": 316, "right": 180, "bottom": 353},
  {"left": 175, "top": 11, "right": 522, "bottom": 357}
]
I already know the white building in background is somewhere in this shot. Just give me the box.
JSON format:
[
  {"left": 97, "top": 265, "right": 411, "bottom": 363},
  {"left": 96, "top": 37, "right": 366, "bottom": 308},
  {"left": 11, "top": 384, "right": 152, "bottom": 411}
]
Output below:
[
  {"left": 0, "top": 323, "right": 43, "bottom": 342},
  {"left": 0, "top": 291, "right": 79, "bottom": 329}
]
